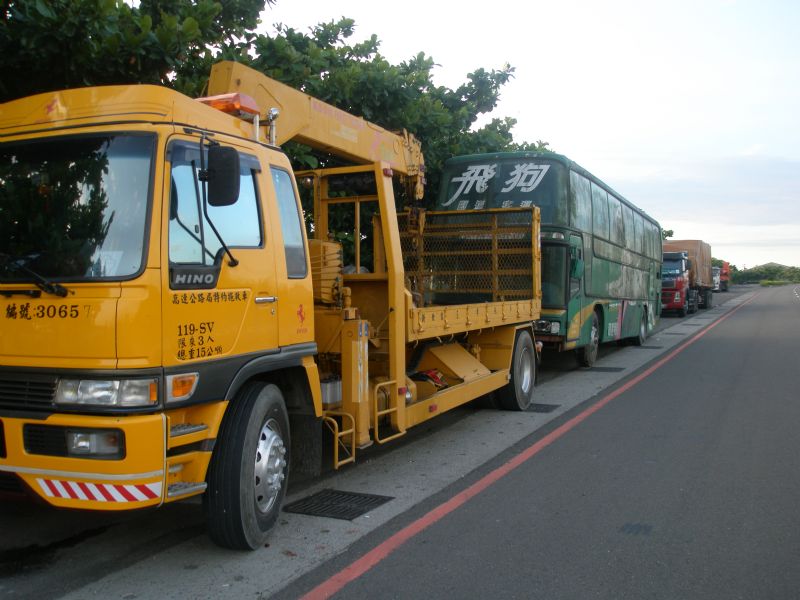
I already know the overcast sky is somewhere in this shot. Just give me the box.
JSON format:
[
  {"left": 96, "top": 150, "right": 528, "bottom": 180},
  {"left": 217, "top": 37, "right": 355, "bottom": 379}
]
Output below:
[{"left": 263, "top": 0, "right": 800, "bottom": 268}]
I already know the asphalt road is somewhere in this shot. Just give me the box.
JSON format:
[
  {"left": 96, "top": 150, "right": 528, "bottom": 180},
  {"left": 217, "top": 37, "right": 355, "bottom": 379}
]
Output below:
[
  {"left": 4, "top": 284, "right": 793, "bottom": 599},
  {"left": 278, "top": 284, "right": 800, "bottom": 599}
]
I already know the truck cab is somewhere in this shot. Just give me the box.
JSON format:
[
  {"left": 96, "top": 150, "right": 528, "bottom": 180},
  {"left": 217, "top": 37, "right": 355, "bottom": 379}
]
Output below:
[{"left": 661, "top": 251, "right": 691, "bottom": 316}]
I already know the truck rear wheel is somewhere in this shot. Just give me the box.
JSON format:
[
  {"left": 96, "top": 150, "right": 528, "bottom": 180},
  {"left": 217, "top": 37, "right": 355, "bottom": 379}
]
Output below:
[
  {"left": 205, "top": 382, "right": 290, "bottom": 550},
  {"left": 496, "top": 329, "right": 536, "bottom": 411}
]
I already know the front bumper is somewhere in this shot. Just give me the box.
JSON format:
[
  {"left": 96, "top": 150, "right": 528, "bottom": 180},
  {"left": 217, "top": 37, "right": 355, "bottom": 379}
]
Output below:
[{"left": 0, "top": 412, "right": 165, "bottom": 510}]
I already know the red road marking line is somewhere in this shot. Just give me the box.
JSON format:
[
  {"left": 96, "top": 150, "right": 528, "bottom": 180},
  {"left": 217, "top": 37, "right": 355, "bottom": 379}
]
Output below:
[{"left": 301, "top": 294, "right": 758, "bottom": 600}]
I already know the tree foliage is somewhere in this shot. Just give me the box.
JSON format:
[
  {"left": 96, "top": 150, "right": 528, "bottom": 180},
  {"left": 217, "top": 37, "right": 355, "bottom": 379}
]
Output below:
[
  {"left": 734, "top": 263, "right": 800, "bottom": 284},
  {"left": 1, "top": 2, "right": 547, "bottom": 204},
  {"left": 0, "top": 0, "right": 265, "bottom": 102}
]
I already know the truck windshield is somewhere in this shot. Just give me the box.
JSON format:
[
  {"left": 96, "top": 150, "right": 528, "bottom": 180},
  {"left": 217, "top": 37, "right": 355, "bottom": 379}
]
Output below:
[
  {"left": 662, "top": 259, "right": 682, "bottom": 276},
  {"left": 541, "top": 244, "right": 567, "bottom": 307},
  {"left": 0, "top": 134, "right": 153, "bottom": 282}
]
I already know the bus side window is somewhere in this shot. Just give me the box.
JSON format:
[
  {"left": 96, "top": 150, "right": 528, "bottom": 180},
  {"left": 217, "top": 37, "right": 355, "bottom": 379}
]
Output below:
[
  {"left": 591, "top": 183, "right": 609, "bottom": 240},
  {"left": 608, "top": 195, "right": 624, "bottom": 246}
]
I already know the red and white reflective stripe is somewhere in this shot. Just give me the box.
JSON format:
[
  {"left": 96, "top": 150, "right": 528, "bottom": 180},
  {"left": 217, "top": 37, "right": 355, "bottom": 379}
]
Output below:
[{"left": 35, "top": 478, "right": 162, "bottom": 502}]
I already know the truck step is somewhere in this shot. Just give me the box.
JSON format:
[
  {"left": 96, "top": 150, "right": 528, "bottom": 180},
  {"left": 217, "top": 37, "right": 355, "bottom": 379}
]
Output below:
[
  {"left": 167, "top": 482, "right": 207, "bottom": 499},
  {"left": 169, "top": 423, "right": 208, "bottom": 437}
]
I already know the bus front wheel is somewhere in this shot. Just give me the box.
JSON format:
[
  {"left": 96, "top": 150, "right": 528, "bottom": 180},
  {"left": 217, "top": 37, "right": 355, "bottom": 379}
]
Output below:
[{"left": 578, "top": 311, "right": 600, "bottom": 367}]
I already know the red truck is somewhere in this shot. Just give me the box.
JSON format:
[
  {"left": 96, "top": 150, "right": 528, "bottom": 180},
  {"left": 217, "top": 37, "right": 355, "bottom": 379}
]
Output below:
[
  {"left": 661, "top": 240, "right": 714, "bottom": 316},
  {"left": 719, "top": 261, "right": 731, "bottom": 291}
]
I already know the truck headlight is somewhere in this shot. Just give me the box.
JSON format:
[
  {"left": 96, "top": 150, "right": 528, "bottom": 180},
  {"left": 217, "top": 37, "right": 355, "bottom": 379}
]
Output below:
[
  {"left": 674, "top": 292, "right": 681, "bottom": 302},
  {"left": 66, "top": 429, "right": 125, "bottom": 458},
  {"left": 56, "top": 378, "right": 158, "bottom": 407}
]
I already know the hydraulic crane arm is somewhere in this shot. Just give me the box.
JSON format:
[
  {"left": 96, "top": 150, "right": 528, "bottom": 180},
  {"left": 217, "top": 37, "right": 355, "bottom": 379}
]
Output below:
[{"left": 208, "top": 61, "right": 425, "bottom": 199}]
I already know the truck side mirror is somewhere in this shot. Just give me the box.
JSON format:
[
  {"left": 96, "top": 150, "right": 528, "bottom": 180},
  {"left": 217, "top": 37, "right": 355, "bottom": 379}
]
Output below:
[{"left": 206, "top": 145, "right": 240, "bottom": 207}]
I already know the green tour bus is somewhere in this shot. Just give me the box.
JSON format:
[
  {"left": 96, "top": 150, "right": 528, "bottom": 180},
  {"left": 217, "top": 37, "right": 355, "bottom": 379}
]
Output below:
[{"left": 435, "top": 152, "right": 662, "bottom": 366}]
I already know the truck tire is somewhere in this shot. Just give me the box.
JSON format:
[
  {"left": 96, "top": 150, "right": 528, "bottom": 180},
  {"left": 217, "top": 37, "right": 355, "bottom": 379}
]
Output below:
[
  {"left": 705, "top": 290, "right": 713, "bottom": 309},
  {"left": 678, "top": 297, "right": 688, "bottom": 317},
  {"left": 577, "top": 311, "right": 600, "bottom": 367},
  {"left": 496, "top": 329, "right": 536, "bottom": 411},
  {"left": 205, "top": 382, "right": 290, "bottom": 550}
]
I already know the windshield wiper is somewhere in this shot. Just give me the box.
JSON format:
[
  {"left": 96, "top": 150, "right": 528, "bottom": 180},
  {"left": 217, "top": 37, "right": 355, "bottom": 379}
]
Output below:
[{"left": 0, "top": 253, "right": 69, "bottom": 297}]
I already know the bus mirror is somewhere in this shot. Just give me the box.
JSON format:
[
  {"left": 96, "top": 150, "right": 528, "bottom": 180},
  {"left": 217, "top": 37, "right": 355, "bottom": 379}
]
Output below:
[
  {"left": 206, "top": 146, "right": 240, "bottom": 207},
  {"left": 571, "top": 257, "right": 584, "bottom": 278}
]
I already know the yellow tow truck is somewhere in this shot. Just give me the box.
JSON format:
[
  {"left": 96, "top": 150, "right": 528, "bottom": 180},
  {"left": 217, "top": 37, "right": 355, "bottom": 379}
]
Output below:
[{"left": 0, "top": 61, "right": 541, "bottom": 549}]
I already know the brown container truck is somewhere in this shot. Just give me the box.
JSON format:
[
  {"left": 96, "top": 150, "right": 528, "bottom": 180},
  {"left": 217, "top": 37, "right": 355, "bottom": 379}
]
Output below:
[{"left": 662, "top": 240, "right": 714, "bottom": 315}]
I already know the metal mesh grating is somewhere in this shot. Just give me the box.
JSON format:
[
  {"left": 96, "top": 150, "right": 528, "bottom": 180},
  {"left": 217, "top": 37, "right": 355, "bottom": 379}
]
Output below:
[
  {"left": 283, "top": 489, "right": 393, "bottom": 520},
  {"left": 399, "top": 208, "right": 535, "bottom": 305}
]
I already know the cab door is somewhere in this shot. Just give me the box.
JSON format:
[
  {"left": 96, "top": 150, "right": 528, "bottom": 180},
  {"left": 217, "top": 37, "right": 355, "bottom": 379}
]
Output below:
[{"left": 162, "top": 139, "right": 278, "bottom": 367}]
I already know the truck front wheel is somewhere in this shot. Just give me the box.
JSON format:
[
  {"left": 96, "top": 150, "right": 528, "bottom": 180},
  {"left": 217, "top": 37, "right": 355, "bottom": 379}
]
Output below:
[
  {"left": 206, "top": 382, "right": 290, "bottom": 550},
  {"left": 678, "top": 297, "right": 688, "bottom": 317}
]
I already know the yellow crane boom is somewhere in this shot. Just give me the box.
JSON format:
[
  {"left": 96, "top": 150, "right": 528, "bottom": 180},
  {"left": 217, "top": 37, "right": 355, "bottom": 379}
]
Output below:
[{"left": 207, "top": 61, "right": 425, "bottom": 199}]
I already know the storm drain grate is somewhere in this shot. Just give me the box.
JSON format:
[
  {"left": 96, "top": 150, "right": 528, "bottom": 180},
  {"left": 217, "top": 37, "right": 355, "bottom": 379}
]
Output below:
[
  {"left": 283, "top": 489, "right": 393, "bottom": 520},
  {"left": 531, "top": 403, "right": 560, "bottom": 413},
  {"left": 637, "top": 345, "right": 664, "bottom": 349},
  {"left": 586, "top": 366, "right": 626, "bottom": 372}
]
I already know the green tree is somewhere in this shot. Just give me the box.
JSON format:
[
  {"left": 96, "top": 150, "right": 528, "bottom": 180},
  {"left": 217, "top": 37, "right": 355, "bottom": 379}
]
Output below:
[
  {"left": 661, "top": 228, "right": 673, "bottom": 240},
  {"left": 203, "top": 19, "right": 539, "bottom": 203},
  {"left": 2, "top": 3, "right": 546, "bottom": 206},
  {"left": 0, "top": 0, "right": 267, "bottom": 102}
]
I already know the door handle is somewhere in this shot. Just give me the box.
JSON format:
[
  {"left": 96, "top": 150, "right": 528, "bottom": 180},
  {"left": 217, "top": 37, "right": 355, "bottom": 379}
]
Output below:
[{"left": 255, "top": 296, "right": 278, "bottom": 304}]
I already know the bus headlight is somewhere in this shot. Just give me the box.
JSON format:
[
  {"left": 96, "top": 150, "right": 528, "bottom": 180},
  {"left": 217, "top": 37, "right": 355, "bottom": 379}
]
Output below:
[
  {"left": 55, "top": 378, "right": 159, "bottom": 407},
  {"left": 535, "top": 320, "right": 561, "bottom": 334}
]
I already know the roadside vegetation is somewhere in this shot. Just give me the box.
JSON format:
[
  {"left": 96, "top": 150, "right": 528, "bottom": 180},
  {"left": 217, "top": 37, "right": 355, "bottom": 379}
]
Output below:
[{"left": 0, "top": 0, "right": 548, "bottom": 205}]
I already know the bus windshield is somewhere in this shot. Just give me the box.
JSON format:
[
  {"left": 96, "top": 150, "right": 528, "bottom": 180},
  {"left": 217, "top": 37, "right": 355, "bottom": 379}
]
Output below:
[
  {"left": 0, "top": 134, "right": 154, "bottom": 282},
  {"left": 436, "top": 157, "right": 568, "bottom": 226},
  {"left": 541, "top": 244, "right": 567, "bottom": 307}
]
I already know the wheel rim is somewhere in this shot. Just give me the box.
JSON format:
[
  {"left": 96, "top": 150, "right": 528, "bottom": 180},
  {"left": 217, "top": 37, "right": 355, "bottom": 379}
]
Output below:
[
  {"left": 518, "top": 346, "right": 533, "bottom": 394},
  {"left": 589, "top": 320, "right": 599, "bottom": 356},
  {"left": 640, "top": 315, "right": 647, "bottom": 340},
  {"left": 254, "top": 418, "right": 287, "bottom": 514}
]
